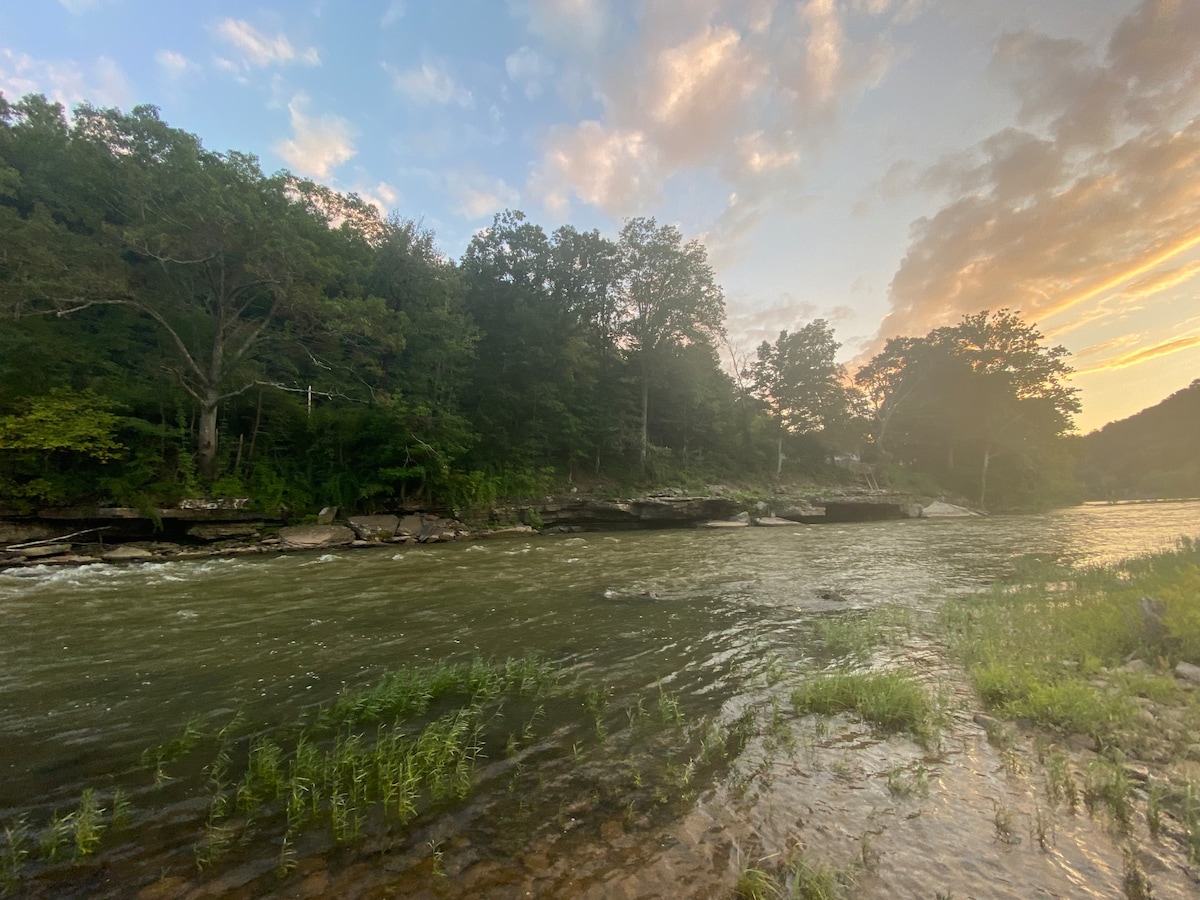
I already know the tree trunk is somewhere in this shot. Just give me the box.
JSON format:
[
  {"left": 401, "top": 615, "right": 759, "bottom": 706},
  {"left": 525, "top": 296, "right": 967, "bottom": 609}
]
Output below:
[
  {"left": 979, "top": 444, "right": 991, "bottom": 511},
  {"left": 640, "top": 376, "right": 649, "bottom": 469},
  {"left": 197, "top": 393, "right": 219, "bottom": 479},
  {"left": 776, "top": 434, "right": 784, "bottom": 478}
]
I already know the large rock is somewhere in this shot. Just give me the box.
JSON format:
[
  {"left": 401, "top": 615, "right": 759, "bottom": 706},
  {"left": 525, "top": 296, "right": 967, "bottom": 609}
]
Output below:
[
  {"left": 700, "top": 520, "right": 748, "bottom": 528},
  {"left": 536, "top": 496, "right": 740, "bottom": 530},
  {"left": 278, "top": 525, "right": 355, "bottom": 548},
  {"left": 752, "top": 516, "right": 796, "bottom": 527},
  {"left": 102, "top": 545, "right": 154, "bottom": 561},
  {"left": 316, "top": 506, "right": 339, "bottom": 526},
  {"left": 347, "top": 515, "right": 400, "bottom": 540}
]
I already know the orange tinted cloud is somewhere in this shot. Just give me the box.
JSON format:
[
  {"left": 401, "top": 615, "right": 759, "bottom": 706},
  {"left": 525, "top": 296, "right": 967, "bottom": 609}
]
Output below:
[
  {"left": 1073, "top": 333, "right": 1200, "bottom": 376},
  {"left": 877, "top": 0, "right": 1200, "bottom": 343}
]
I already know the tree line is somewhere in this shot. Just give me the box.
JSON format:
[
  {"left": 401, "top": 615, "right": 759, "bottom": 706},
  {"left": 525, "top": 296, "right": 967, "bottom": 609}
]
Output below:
[{"left": 0, "top": 93, "right": 1085, "bottom": 514}]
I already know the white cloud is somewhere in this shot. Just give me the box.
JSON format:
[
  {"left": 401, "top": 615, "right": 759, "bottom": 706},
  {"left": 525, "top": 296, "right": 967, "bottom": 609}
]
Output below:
[
  {"left": 274, "top": 94, "right": 355, "bottom": 180},
  {"left": 447, "top": 170, "right": 521, "bottom": 219},
  {"left": 0, "top": 48, "right": 130, "bottom": 108},
  {"left": 524, "top": 0, "right": 903, "bottom": 244},
  {"left": 214, "top": 19, "right": 320, "bottom": 70},
  {"left": 356, "top": 181, "right": 400, "bottom": 217},
  {"left": 505, "top": 46, "right": 553, "bottom": 99},
  {"left": 154, "top": 49, "right": 197, "bottom": 78},
  {"left": 509, "top": 0, "right": 611, "bottom": 52},
  {"left": 381, "top": 1, "right": 405, "bottom": 27},
  {"left": 386, "top": 61, "right": 472, "bottom": 107}
]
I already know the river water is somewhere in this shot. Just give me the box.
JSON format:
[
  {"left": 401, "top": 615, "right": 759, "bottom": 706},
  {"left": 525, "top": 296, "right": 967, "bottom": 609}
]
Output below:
[{"left": 2, "top": 500, "right": 1198, "bottom": 898}]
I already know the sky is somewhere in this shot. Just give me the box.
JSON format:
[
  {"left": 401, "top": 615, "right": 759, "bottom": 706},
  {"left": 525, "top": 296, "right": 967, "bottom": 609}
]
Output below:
[{"left": 2, "top": 0, "right": 1198, "bottom": 432}]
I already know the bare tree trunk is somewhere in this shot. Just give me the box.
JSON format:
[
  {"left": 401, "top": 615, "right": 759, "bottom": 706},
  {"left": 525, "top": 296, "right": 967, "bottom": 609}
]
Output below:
[
  {"left": 776, "top": 434, "right": 784, "bottom": 478},
  {"left": 979, "top": 445, "right": 991, "bottom": 511},
  {"left": 197, "top": 392, "right": 219, "bottom": 479},
  {"left": 640, "top": 376, "right": 649, "bottom": 469}
]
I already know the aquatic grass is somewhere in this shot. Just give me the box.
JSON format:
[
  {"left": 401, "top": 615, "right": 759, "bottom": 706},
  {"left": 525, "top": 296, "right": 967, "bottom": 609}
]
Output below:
[
  {"left": 1, "top": 818, "right": 30, "bottom": 894},
  {"left": 1083, "top": 759, "right": 1133, "bottom": 830},
  {"left": 946, "top": 539, "right": 1200, "bottom": 754},
  {"left": 1044, "top": 752, "right": 1079, "bottom": 812},
  {"left": 790, "top": 671, "right": 939, "bottom": 744},
  {"left": 735, "top": 848, "right": 859, "bottom": 900},
  {"left": 71, "top": 789, "right": 105, "bottom": 858}
]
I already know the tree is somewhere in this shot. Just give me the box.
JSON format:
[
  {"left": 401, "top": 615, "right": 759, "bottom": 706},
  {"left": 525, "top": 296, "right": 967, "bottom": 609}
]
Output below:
[
  {"left": 1, "top": 97, "right": 373, "bottom": 479},
  {"left": 855, "top": 309, "right": 1080, "bottom": 508},
  {"left": 749, "top": 321, "right": 852, "bottom": 477},
  {"left": 615, "top": 217, "right": 725, "bottom": 466}
]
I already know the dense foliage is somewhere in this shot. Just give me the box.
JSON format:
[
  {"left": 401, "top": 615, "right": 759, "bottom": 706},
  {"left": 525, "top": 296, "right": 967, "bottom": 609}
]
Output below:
[
  {"left": 1077, "top": 379, "right": 1200, "bottom": 500},
  {"left": 0, "top": 93, "right": 1116, "bottom": 514}
]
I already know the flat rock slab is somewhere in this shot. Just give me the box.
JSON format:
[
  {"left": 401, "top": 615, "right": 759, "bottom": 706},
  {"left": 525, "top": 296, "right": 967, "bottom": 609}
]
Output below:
[
  {"left": 278, "top": 525, "right": 355, "bottom": 548},
  {"left": 347, "top": 515, "right": 400, "bottom": 540},
  {"left": 103, "top": 546, "right": 154, "bottom": 561},
  {"left": 700, "top": 520, "right": 749, "bottom": 528},
  {"left": 752, "top": 517, "right": 797, "bottom": 527},
  {"left": 923, "top": 501, "right": 980, "bottom": 517},
  {"left": 187, "top": 523, "right": 262, "bottom": 541},
  {"left": 10, "top": 543, "right": 74, "bottom": 558}
]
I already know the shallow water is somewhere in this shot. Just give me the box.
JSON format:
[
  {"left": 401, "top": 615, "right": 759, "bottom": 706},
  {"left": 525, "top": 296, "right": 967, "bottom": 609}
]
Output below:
[{"left": 2, "top": 500, "right": 1199, "bottom": 898}]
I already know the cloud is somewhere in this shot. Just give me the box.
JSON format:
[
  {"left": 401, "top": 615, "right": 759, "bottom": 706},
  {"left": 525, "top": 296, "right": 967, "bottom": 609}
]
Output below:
[
  {"left": 1121, "top": 259, "right": 1200, "bottom": 299},
  {"left": 0, "top": 48, "right": 130, "bottom": 108},
  {"left": 447, "top": 170, "right": 520, "bottom": 219},
  {"left": 274, "top": 94, "right": 355, "bottom": 179},
  {"left": 356, "top": 181, "right": 399, "bottom": 217},
  {"left": 509, "top": 0, "right": 612, "bottom": 52},
  {"left": 876, "top": 0, "right": 1200, "bottom": 347},
  {"left": 214, "top": 19, "right": 320, "bottom": 69},
  {"left": 1073, "top": 333, "right": 1200, "bottom": 376},
  {"left": 154, "top": 49, "right": 197, "bottom": 79},
  {"left": 524, "top": 0, "right": 903, "bottom": 239},
  {"left": 381, "top": 1, "right": 405, "bottom": 27},
  {"left": 505, "top": 46, "right": 553, "bottom": 99},
  {"left": 386, "top": 61, "right": 472, "bottom": 107}
]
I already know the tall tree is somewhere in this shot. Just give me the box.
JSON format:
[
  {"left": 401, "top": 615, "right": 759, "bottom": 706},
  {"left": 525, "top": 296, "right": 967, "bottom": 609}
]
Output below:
[
  {"left": 749, "top": 320, "right": 851, "bottom": 477},
  {"left": 856, "top": 309, "right": 1080, "bottom": 508},
  {"left": 615, "top": 217, "right": 725, "bottom": 466}
]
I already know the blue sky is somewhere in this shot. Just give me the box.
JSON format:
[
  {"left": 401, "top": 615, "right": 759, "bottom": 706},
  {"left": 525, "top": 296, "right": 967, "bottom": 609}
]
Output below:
[{"left": 3, "top": 0, "right": 1199, "bottom": 431}]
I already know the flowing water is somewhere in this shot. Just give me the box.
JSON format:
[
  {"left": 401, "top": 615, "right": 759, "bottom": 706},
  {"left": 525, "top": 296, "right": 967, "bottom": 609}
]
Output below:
[{"left": 2, "top": 500, "right": 1199, "bottom": 898}]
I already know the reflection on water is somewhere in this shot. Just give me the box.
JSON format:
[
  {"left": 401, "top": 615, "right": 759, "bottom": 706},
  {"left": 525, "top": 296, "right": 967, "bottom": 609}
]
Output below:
[{"left": 1, "top": 500, "right": 1198, "bottom": 898}]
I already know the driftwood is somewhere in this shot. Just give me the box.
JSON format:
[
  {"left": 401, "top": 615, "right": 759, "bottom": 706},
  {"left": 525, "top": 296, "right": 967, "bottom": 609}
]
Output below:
[{"left": 5, "top": 526, "right": 111, "bottom": 551}]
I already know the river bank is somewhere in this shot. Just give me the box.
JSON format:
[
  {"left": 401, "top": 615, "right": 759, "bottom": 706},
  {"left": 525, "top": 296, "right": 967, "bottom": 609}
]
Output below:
[{"left": 0, "top": 487, "right": 933, "bottom": 571}]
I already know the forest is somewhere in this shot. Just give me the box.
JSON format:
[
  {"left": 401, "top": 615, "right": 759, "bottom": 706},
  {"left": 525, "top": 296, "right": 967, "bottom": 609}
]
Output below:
[{"left": 0, "top": 93, "right": 1156, "bottom": 516}]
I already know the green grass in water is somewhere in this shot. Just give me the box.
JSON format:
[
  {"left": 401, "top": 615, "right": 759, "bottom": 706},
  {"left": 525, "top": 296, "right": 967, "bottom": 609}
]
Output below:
[{"left": 790, "top": 671, "right": 939, "bottom": 744}]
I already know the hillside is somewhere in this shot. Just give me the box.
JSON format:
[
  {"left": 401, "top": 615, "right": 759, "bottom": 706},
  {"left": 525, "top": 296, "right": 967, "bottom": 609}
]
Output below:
[{"left": 1079, "top": 378, "right": 1200, "bottom": 499}]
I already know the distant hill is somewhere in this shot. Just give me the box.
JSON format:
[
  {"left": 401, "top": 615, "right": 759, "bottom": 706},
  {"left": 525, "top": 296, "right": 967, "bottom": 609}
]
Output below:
[{"left": 1078, "top": 379, "right": 1200, "bottom": 500}]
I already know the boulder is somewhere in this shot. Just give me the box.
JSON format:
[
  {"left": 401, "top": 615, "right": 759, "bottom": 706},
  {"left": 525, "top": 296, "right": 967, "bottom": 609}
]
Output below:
[
  {"left": 1175, "top": 661, "right": 1200, "bottom": 685},
  {"left": 347, "top": 515, "right": 400, "bottom": 540},
  {"left": 102, "top": 546, "right": 154, "bottom": 561},
  {"left": 316, "top": 506, "right": 339, "bottom": 525},
  {"left": 278, "top": 525, "right": 355, "bottom": 548},
  {"left": 396, "top": 514, "right": 427, "bottom": 536},
  {"left": 535, "top": 496, "right": 740, "bottom": 530},
  {"left": 186, "top": 523, "right": 261, "bottom": 541},
  {"left": 1138, "top": 596, "right": 1169, "bottom": 645}
]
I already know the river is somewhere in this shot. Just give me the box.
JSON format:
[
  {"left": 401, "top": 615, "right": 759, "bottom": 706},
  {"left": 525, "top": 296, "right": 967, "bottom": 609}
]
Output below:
[{"left": 2, "top": 500, "right": 1198, "bottom": 898}]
